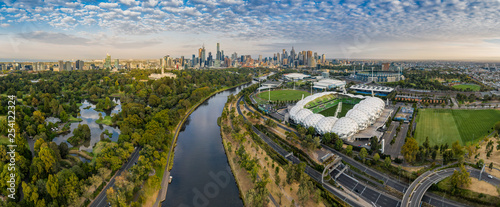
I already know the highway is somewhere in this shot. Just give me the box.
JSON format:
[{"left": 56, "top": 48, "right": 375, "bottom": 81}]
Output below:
[
  {"left": 403, "top": 166, "right": 500, "bottom": 207},
  {"left": 90, "top": 147, "right": 141, "bottom": 207}
]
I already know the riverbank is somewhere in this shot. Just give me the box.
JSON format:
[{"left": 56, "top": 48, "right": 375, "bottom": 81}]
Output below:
[
  {"left": 152, "top": 81, "right": 251, "bottom": 207},
  {"left": 222, "top": 96, "right": 328, "bottom": 207}
]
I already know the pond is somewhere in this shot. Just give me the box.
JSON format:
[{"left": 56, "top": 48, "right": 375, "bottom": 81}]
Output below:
[{"left": 52, "top": 98, "right": 122, "bottom": 152}]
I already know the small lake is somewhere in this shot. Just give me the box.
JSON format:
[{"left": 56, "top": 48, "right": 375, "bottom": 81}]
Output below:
[{"left": 52, "top": 98, "right": 122, "bottom": 152}]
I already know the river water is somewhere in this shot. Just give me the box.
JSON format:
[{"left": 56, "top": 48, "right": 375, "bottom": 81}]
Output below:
[
  {"left": 52, "top": 98, "right": 122, "bottom": 152},
  {"left": 163, "top": 84, "right": 252, "bottom": 207}
]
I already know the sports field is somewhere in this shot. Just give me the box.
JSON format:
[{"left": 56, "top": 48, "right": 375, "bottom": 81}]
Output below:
[
  {"left": 452, "top": 84, "right": 480, "bottom": 91},
  {"left": 256, "top": 90, "right": 310, "bottom": 101},
  {"left": 318, "top": 103, "right": 355, "bottom": 118},
  {"left": 415, "top": 109, "right": 500, "bottom": 146}
]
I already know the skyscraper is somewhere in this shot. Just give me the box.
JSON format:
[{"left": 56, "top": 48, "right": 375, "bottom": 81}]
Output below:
[
  {"left": 104, "top": 53, "right": 111, "bottom": 69},
  {"left": 58, "top": 60, "right": 64, "bottom": 71},
  {"left": 76, "top": 60, "right": 84, "bottom": 70},
  {"left": 114, "top": 59, "right": 119, "bottom": 69},
  {"left": 216, "top": 43, "right": 220, "bottom": 61}
]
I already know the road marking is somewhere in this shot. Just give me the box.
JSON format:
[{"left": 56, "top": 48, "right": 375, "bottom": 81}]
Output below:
[
  {"left": 375, "top": 193, "right": 381, "bottom": 204},
  {"left": 352, "top": 182, "right": 359, "bottom": 191},
  {"left": 360, "top": 186, "right": 367, "bottom": 194}
]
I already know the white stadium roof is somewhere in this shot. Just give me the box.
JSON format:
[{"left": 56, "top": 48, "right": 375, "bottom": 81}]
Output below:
[
  {"left": 303, "top": 114, "right": 325, "bottom": 128},
  {"left": 315, "top": 117, "right": 338, "bottom": 134},
  {"left": 331, "top": 117, "right": 359, "bottom": 139},
  {"left": 294, "top": 108, "right": 313, "bottom": 124},
  {"left": 288, "top": 92, "right": 385, "bottom": 139},
  {"left": 346, "top": 109, "right": 370, "bottom": 130}
]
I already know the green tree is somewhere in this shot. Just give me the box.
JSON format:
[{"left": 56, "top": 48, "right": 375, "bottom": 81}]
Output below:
[
  {"left": 46, "top": 174, "right": 59, "bottom": 200},
  {"left": 402, "top": 137, "right": 419, "bottom": 163},
  {"left": 346, "top": 145, "right": 353, "bottom": 156},
  {"left": 39, "top": 144, "right": 57, "bottom": 173},
  {"left": 335, "top": 138, "right": 343, "bottom": 150},
  {"left": 359, "top": 148, "right": 368, "bottom": 163},
  {"left": 373, "top": 153, "right": 380, "bottom": 162},
  {"left": 384, "top": 157, "right": 392, "bottom": 168},
  {"left": 370, "top": 136, "right": 380, "bottom": 154}
]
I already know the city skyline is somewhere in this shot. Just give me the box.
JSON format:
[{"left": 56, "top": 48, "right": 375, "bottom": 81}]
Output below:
[{"left": 1, "top": 0, "right": 500, "bottom": 61}]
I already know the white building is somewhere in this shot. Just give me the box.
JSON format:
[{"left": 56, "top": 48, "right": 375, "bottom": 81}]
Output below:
[
  {"left": 313, "top": 79, "right": 346, "bottom": 90},
  {"left": 283, "top": 73, "right": 310, "bottom": 81}
]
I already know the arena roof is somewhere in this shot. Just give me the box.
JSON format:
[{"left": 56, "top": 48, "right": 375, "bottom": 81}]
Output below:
[
  {"left": 350, "top": 84, "right": 394, "bottom": 93},
  {"left": 288, "top": 91, "right": 385, "bottom": 139}
]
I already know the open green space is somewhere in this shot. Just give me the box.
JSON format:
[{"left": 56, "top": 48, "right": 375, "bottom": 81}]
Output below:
[
  {"left": 0, "top": 136, "right": 10, "bottom": 145},
  {"left": 256, "top": 89, "right": 310, "bottom": 101},
  {"left": 95, "top": 116, "right": 113, "bottom": 125},
  {"left": 69, "top": 115, "right": 82, "bottom": 122},
  {"left": 318, "top": 103, "right": 355, "bottom": 118},
  {"left": 415, "top": 109, "right": 500, "bottom": 146},
  {"left": 452, "top": 84, "right": 480, "bottom": 91}
]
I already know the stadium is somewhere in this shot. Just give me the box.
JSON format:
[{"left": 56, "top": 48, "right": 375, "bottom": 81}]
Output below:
[{"left": 289, "top": 92, "right": 386, "bottom": 140}]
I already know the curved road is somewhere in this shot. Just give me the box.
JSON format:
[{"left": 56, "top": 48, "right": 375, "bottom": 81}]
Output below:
[{"left": 403, "top": 166, "right": 500, "bottom": 207}]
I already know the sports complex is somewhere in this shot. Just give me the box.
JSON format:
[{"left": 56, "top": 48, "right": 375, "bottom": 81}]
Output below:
[
  {"left": 415, "top": 109, "right": 500, "bottom": 146},
  {"left": 288, "top": 92, "right": 389, "bottom": 141}
]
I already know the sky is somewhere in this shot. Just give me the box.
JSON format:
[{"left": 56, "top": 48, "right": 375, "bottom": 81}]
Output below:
[{"left": 1, "top": 0, "right": 500, "bottom": 61}]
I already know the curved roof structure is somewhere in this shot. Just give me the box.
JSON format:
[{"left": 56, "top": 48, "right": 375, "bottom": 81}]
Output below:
[
  {"left": 332, "top": 117, "right": 359, "bottom": 139},
  {"left": 315, "top": 117, "right": 338, "bottom": 134},
  {"left": 288, "top": 92, "right": 385, "bottom": 140},
  {"left": 294, "top": 109, "right": 313, "bottom": 124},
  {"left": 346, "top": 109, "right": 370, "bottom": 130},
  {"left": 303, "top": 114, "right": 325, "bottom": 128}
]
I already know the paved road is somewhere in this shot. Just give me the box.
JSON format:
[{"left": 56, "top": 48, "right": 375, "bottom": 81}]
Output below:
[
  {"left": 90, "top": 147, "right": 141, "bottom": 207},
  {"left": 404, "top": 166, "right": 500, "bottom": 207},
  {"left": 382, "top": 121, "right": 399, "bottom": 157}
]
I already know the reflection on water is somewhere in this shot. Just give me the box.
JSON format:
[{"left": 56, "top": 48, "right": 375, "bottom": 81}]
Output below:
[
  {"left": 69, "top": 154, "right": 91, "bottom": 163},
  {"left": 52, "top": 98, "right": 122, "bottom": 152},
  {"left": 163, "top": 84, "right": 252, "bottom": 207}
]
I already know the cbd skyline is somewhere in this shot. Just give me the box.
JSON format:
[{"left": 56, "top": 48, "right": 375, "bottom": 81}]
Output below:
[{"left": 1, "top": 0, "right": 500, "bottom": 61}]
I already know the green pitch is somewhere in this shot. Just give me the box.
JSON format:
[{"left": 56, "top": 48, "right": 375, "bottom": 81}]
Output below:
[
  {"left": 452, "top": 84, "right": 480, "bottom": 91},
  {"left": 256, "top": 90, "right": 310, "bottom": 101},
  {"left": 415, "top": 109, "right": 500, "bottom": 146},
  {"left": 318, "top": 103, "right": 355, "bottom": 118}
]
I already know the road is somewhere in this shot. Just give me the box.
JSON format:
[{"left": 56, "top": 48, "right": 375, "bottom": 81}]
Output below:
[
  {"left": 404, "top": 166, "right": 500, "bottom": 207},
  {"left": 90, "top": 147, "right": 141, "bottom": 207}
]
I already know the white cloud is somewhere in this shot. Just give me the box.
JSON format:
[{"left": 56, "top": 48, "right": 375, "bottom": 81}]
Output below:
[
  {"left": 0, "top": 23, "right": 10, "bottom": 28},
  {"left": 98, "top": 2, "right": 119, "bottom": 9},
  {"left": 119, "top": 0, "right": 139, "bottom": 6},
  {"left": 84, "top": 5, "right": 100, "bottom": 11}
]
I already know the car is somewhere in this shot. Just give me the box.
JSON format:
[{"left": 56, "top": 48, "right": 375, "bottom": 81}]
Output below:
[{"left": 488, "top": 174, "right": 493, "bottom": 179}]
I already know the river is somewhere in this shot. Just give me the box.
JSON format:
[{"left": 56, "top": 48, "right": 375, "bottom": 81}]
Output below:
[{"left": 163, "top": 84, "right": 252, "bottom": 207}]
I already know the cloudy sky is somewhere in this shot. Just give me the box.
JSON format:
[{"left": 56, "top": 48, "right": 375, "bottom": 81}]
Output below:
[{"left": 1, "top": 0, "right": 500, "bottom": 61}]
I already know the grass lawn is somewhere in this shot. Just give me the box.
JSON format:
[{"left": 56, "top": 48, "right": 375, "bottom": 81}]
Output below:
[
  {"left": 95, "top": 116, "right": 112, "bottom": 125},
  {"left": 452, "top": 84, "right": 480, "bottom": 91},
  {"left": 0, "top": 115, "right": 5, "bottom": 121},
  {"left": 256, "top": 89, "right": 310, "bottom": 101},
  {"left": 318, "top": 103, "right": 355, "bottom": 118},
  {"left": 69, "top": 115, "right": 82, "bottom": 122},
  {"left": 0, "top": 136, "right": 11, "bottom": 145},
  {"left": 415, "top": 109, "right": 500, "bottom": 146}
]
